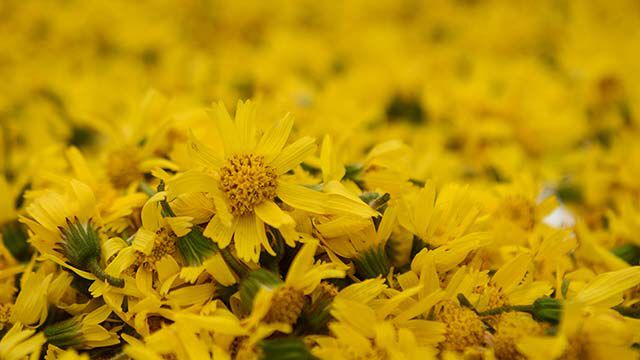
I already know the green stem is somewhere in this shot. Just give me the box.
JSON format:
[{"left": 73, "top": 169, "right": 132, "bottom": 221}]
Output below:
[
  {"left": 220, "top": 247, "right": 251, "bottom": 278},
  {"left": 477, "top": 304, "right": 535, "bottom": 316},
  {"left": 87, "top": 257, "right": 124, "bottom": 288},
  {"left": 138, "top": 181, "right": 156, "bottom": 197}
]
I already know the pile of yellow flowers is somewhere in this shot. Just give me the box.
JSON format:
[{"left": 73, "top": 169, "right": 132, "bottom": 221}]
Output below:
[{"left": 2, "top": 1, "right": 640, "bottom": 359}]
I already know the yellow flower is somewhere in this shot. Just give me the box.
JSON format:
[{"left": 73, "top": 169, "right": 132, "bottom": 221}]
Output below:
[
  {"left": 21, "top": 179, "right": 125, "bottom": 287},
  {"left": 167, "top": 100, "right": 324, "bottom": 262},
  {"left": 399, "top": 181, "right": 487, "bottom": 248},
  {"left": 312, "top": 283, "right": 441, "bottom": 360},
  {"left": 241, "top": 240, "right": 345, "bottom": 326}
]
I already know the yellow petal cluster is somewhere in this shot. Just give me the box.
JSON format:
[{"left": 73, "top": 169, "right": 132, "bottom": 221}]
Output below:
[{"left": 2, "top": 1, "right": 640, "bottom": 359}]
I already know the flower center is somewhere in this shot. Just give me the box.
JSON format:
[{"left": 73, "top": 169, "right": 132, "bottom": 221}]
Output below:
[
  {"left": 433, "top": 300, "right": 486, "bottom": 352},
  {"left": 107, "top": 147, "right": 142, "bottom": 188},
  {"left": 136, "top": 228, "right": 177, "bottom": 270},
  {"left": 219, "top": 154, "right": 278, "bottom": 216},
  {"left": 0, "top": 303, "right": 12, "bottom": 331},
  {"left": 264, "top": 285, "right": 305, "bottom": 325},
  {"left": 493, "top": 312, "right": 543, "bottom": 360},
  {"left": 497, "top": 195, "right": 536, "bottom": 230}
]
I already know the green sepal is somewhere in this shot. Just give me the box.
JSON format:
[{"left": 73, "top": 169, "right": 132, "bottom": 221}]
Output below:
[
  {"left": 177, "top": 226, "right": 219, "bottom": 267},
  {"left": 60, "top": 218, "right": 101, "bottom": 267},
  {"left": 60, "top": 218, "right": 124, "bottom": 287},
  {"left": 612, "top": 244, "right": 640, "bottom": 265},
  {"left": 531, "top": 297, "right": 563, "bottom": 324},
  {"left": 353, "top": 244, "right": 390, "bottom": 279},
  {"left": 239, "top": 269, "right": 283, "bottom": 315},
  {"left": 44, "top": 317, "right": 84, "bottom": 348},
  {"left": 301, "top": 286, "right": 336, "bottom": 333},
  {"left": 259, "top": 338, "right": 317, "bottom": 360}
]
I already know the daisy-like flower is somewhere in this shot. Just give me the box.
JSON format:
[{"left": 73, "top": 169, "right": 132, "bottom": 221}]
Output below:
[
  {"left": 310, "top": 279, "right": 442, "bottom": 360},
  {"left": 167, "top": 100, "right": 329, "bottom": 262},
  {"left": 21, "top": 179, "right": 125, "bottom": 287},
  {"left": 239, "top": 239, "right": 346, "bottom": 326}
]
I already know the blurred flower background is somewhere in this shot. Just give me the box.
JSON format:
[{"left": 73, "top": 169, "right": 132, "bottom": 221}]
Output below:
[{"left": 1, "top": 1, "right": 640, "bottom": 359}]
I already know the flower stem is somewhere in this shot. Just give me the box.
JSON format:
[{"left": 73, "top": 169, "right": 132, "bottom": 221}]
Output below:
[{"left": 87, "top": 257, "right": 124, "bottom": 288}]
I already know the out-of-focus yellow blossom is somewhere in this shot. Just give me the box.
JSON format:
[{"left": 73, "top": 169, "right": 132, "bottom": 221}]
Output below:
[{"left": 2, "top": 0, "right": 640, "bottom": 358}]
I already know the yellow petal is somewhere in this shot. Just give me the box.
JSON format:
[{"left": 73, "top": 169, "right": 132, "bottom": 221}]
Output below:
[
  {"left": 234, "top": 215, "right": 261, "bottom": 262},
  {"left": 204, "top": 254, "right": 237, "bottom": 286},
  {"left": 320, "top": 135, "right": 345, "bottom": 183},
  {"left": 269, "top": 136, "right": 317, "bottom": 175},
  {"left": 174, "top": 313, "right": 247, "bottom": 336},
  {"left": 234, "top": 99, "right": 257, "bottom": 153},
  {"left": 254, "top": 200, "right": 294, "bottom": 228},
  {"left": 255, "top": 113, "right": 294, "bottom": 163},
  {"left": 166, "top": 216, "right": 194, "bottom": 237},
  {"left": 575, "top": 266, "right": 640, "bottom": 307},
  {"left": 188, "top": 131, "right": 224, "bottom": 169},
  {"left": 132, "top": 228, "right": 156, "bottom": 255},
  {"left": 491, "top": 252, "right": 532, "bottom": 293},
  {"left": 66, "top": 147, "right": 95, "bottom": 185},
  {"left": 203, "top": 215, "right": 236, "bottom": 249},
  {"left": 276, "top": 182, "right": 326, "bottom": 214},
  {"left": 285, "top": 240, "right": 318, "bottom": 286},
  {"left": 141, "top": 192, "right": 165, "bottom": 230},
  {"left": 166, "top": 170, "right": 218, "bottom": 200},
  {"left": 208, "top": 101, "right": 239, "bottom": 157},
  {"left": 376, "top": 204, "right": 397, "bottom": 243},
  {"left": 337, "top": 278, "right": 387, "bottom": 303}
]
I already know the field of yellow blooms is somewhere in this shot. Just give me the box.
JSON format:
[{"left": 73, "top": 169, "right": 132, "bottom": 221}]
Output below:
[{"left": 1, "top": 1, "right": 640, "bottom": 359}]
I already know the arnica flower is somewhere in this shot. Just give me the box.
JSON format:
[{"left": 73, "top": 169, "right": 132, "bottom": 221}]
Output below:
[
  {"left": 168, "top": 101, "right": 376, "bottom": 265},
  {"left": 167, "top": 100, "right": 322, "bottom": 262},
  {"left": 315, "top": 203, "right": 398, "bottom": 279},
  {"left": 131, "top": 191, "right": 193, "bottom": 269},
  {"left": 240, "top": 240, "right": 345, "bottom": 326},
  {"left": 312, "top": 280, "right": 442, "bottom": 360},
  {"left": 492, "top": 312, "right": 543, "bottom": 360},
  {"left": 398, "top": 181, "right": 487, "bottom": 252},
  {"left": 21, "top": 179, "right": 124, "bottom": 287},
  {"left": 90, "top": 89, "right": 180, "bottom": 189}
]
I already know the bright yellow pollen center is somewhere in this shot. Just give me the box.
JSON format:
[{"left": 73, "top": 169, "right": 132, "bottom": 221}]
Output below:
[
  {"left": 493, "top": 312, "right": 543, "bottom": 360},
  {"left": 0, "top": 303, "right": 12, "bottom": 331},
  {"left": 136, "top": 228, "right": 177, "bottom": 270},
  {"left": 107, "top": 146, "right": 142, "bottom": 188},
  {"left": 219, "top": 154, "right": 278, "bottom": 216},
  {"left": 498, "top": 195, "right": 536, "bottom": 230},
  {"left": 433, "top": 300, "right": 485, "bottom": 352},
  {"left": 264, "top": 285, "right": 305, "bottom": 325}
]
